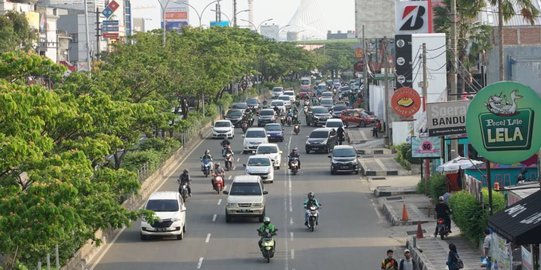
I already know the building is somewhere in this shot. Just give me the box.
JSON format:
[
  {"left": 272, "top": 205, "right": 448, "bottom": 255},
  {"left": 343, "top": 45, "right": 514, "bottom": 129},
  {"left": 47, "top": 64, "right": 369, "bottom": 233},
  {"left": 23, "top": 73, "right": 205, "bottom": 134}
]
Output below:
[
  {"left": 327, "top": 30, "right": 356, "bottom": 40},
  {"left": 286, "top": 31, "right": 300, "bottom": 41},
  {"left": 355, "top": 0, "right": 395, "bottom": 38},
  {"left": 132, "top": 17, "right": 146, "bottom": 33},
  {"left": 260, "top": 24, "right": 279, "bottom": 40}
]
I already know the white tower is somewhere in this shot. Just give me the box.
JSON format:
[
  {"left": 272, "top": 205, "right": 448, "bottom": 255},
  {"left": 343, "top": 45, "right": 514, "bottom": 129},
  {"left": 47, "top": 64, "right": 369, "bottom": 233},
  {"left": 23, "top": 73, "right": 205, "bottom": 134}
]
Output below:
[
  {"left": 248, "top": 0, "right": 254, "bottom": 29},
  {"left": 287, "top": 0, "right": 327, "bottom": 40}
]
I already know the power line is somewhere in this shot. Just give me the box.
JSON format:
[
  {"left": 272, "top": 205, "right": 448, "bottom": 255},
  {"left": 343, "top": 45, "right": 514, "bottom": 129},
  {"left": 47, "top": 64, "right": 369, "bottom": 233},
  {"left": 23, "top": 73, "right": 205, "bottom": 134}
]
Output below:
[
  {"left": 427, "top": 44, "right": 446, "bottom": 52},
  {"left": 428, "top": 62, "right": 447, "bottom": 72}
]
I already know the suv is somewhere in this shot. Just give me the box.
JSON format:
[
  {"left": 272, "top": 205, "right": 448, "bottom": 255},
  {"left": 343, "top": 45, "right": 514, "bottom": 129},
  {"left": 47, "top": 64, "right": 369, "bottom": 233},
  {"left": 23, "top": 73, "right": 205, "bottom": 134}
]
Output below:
[
  {"left": 258, "top": 109, "right": 276, "bottom": 127},
  {"left": 246, "top": 97, "right": 260, "bottom": 110},
  {"left": 212, "top": 120, "right": 234, "bottom": 139},
  {"left": 225, "top": 109, "right": 244, "bottom": 127},
  {"left": 283, "top": 90, "right": 296, "bottom": 102},
  {"left": 224, "top": 175, "right": 268, "bottom": 222},
  {"left": 305, "top": 128, "right": 337, "bottom": 154},
  {"left": 329, "top": 145, "right": 360, "bottom": 174},
  {"left": 256, "top": 143, "right": 282, "bottom": 169},
  {"left": 278, "top": 95, "right": 292, "bottom": 109},
  {"left": 272, "top": 87, "right": 284, "bottom": 98},
  {"left": 308, "top": 106, "right": 332, "bottom": 127},
  {"left": 231, "top": 102, "right": 248, "bottom": 114},
  {"left": 331, "top": 104, "right": 347, "bottom": 118},
  {"left": 320, "top": 98, "right": 334, "bottom": 109},
  {"left": 140, "top": 191, "right": 187, "bottom": 240},
  {"left": 243, "top": 127, "right": 269, "bottom": 153},
  {"left": 244, "top": 155, "right": 274, "bottom": 183}
]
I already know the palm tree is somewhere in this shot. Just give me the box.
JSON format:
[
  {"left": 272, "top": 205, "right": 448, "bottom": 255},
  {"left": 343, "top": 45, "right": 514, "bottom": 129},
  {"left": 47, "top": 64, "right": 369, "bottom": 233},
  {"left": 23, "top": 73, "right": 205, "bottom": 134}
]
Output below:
[{"left": 490, "top": 0, "right": 539, "bottom": 80}]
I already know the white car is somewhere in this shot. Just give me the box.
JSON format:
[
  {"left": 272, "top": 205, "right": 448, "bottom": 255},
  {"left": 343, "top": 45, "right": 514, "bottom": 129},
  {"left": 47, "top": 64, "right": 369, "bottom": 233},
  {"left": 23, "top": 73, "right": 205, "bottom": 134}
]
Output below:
[
  {"left": 244, "top": 155, "right": 274, "bottom": 183},
  {"left": 270, "top": 100, "right": 286, "bottom": 114},
  {"left": 140, "top": 191, "right": 187, "bottom": 240},
  {"left": 256, "top": 143, "right": 283, "bottom": 169},
  {"left": 278, "top": 95, "right": 292, "bottom": 108},
  {"left": 243, "top": 127, "right": 269, "bottom": 153},
  {"left": 272, "top": 87, "right": 284, "bottom": 98},
  {"left": 320, "top": 97, "right": 334, "bottom": 109},
  {"left": 212, "top": 120, "right": 234, "bottom": 139},
  {"left": 283, "top": 90, "right": 296, "bottom": 102},
  {"left": 325, "top": 119, "right": 345, "bottom": 129},
  {"left": 224, "top": 175, "right": 268, "bottom": 223}
]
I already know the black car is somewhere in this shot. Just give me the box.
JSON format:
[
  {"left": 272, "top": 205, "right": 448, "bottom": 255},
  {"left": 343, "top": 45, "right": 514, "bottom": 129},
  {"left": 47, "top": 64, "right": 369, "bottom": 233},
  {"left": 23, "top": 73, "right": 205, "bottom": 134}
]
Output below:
[
  {"left": 329, "top": 145, "right": 359, "bottom": 174},
  {"left": 246, "top": 98, "right": 260, "bottom": 110},
  {"left": 231, "top": 102, "right": 248, "bottom": 114},
  {"left": 308, "top": 106, "right": 332, "bottom": 127},
  {"left": 225, "top": 109, "right": 244, "bottom": 127},
  {"left": 305, "top": 128, "right": 337, "bottom": 154}
]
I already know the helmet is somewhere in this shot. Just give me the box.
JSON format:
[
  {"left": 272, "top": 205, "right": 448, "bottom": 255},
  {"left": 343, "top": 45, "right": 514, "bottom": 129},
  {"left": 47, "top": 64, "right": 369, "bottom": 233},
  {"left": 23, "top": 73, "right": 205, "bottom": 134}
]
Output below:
[
  {"left": 214, "top": 163, "right": 220, "bottom": 168},
  {"left": 263, "top": 216, "right": 271, "bottom": 225},
  {"left": 293, "top": 147, "right": 298, "bottom": 152},
  {"left": 183, "top": 169, "right": 189, "bottom": 174},
  {"left": 308, "top": 192, "right": 315, "bottom": 200},
  {"left": 205, "top": 149, "right": 210, "bottom": 154},
  {"left": 439, "top": 196, "right": 444, "bottom": 202}
]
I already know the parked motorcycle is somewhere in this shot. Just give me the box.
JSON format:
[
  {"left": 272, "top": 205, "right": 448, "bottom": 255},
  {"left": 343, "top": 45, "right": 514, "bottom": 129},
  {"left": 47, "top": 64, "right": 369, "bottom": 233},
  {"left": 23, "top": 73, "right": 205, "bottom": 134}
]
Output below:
[
  {"left": 224, "top": 152, "right": 233, "bottom": 171},
  {"left": 436, "top": 218, "right": 449, "bottom": 239},
  {"left": 293, "top": 124, "right": 300, "bottom": 135},
  {"left": 211, "top": 173, "right": 224, "bottom": 194},
  {"left": 201, "top": 158, "right": 212, "bottom": 177},
  {"left": 289, "top": 157, "right": 299, "bottom": 175},
  {"left": 179, "top": 182, "right": 189, "bottom": 202},
  {"left": 306, "top": 205, "right": 319, "bottom": 232},
  {"left": 258, "top": 230, "right": 277, "bottom": 263}
]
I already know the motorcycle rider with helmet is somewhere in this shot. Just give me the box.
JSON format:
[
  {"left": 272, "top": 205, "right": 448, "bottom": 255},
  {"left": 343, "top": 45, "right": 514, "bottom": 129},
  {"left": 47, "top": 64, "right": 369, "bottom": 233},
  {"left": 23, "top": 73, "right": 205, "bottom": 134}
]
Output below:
[
  {"left": 288, "top": 147, "right": 301, "bottom": 170},
  {"left": 221, "top": 138, "right": 231, "bottom": 156},
  {"left": 304, "top": 192, "right": 321, "bottom": 227},
  {"left": 258, "top": 217, "right": 277, "bottom": 249},
  {"left": 337, "top": 126, "right": 345, "bottom": 145},
  {"left": 202, "top": 149, "right": 213, "bottom": 161},
  {"left": 435, "top": 196, "right": 452, "bottom": 236},
  {"left": 177, "top": 169, "right": 192, "bottom": 196},
  {"left": 213, "top": 162, "right": 225, "bottom": 177}
]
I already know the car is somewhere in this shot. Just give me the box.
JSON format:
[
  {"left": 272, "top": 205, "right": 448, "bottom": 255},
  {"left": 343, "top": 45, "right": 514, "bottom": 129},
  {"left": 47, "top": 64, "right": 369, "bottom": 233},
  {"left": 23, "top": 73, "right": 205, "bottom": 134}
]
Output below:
[
  {"left": 140, "top": 191, "right": 187, "bottom": 240},
  {"left": 212, "top": 120, "right": 234, "bottom": 139},
  {"left": 272, "top": 87, "right": 284, "bottom": 98},
  {"left": 231, "top": 102, "right": 248, "bottom": 114},
  {"left": 331, "top": 104, "right": 348, "bottom": 118},
  {"left": 278, "top": 95, "right": 292, "bottom": 108},
  {"left": 320, "top": 91, "right": 334, "bottom": 99},
  {"left": 320, "top": 98, "right": 334, "bottom": 109},
  {"left": 258, "top": 109, "right": 276, "bottom": 126},
  {"left": 243, "top": 127, "right": 269, "bottom": 153},
  {"left": 333, "top": 82, "right": 341, "bottom": 89},
  {"left": 324, "top": 118, "right": 345, "bottom": 129},
  {"left": 244, "top": 155, "right": 274, "bottom": 183},
  {"left": 341, "top": 109, "right": 377, "bottom": 127},
  {"left": 329, "top": 145, "right": 360, "bottom": 174},
  {"left": 264, "top": 123, "right": 284, "bottom": 142},
  {"left": 223, "top": 175, "right": 268, "bottom": 223},
  {"left": 316, "top": 83, "right": 327, "bottom": 95},
  {"left": 283, "top": 90, "right": 296, "bottom": 102},
  {"left": 246, "top": 97, "right": 260, "bottom": 110},
  {"left": 225, "top": 109, "right": 244, "bottom": 127},
  {"left": 308, "top": 106, "right": 332, "bottom": 127},
  {"left": 256, "top": 143, "right": 282, "bottom": 169},
  {"left": 305, "top": 128, "right": 338, "bottom": 154},
  {"left": 270, "top": 100, "right": 286, "bottom": 115}
]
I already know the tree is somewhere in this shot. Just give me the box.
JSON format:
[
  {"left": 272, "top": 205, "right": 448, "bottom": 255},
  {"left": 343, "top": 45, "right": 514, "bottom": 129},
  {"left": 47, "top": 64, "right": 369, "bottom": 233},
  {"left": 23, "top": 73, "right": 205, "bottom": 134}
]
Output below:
[
  {"left": 0, "top": 11, "right": 38, "bottom": 53},
  {"left": 313, "top": 42, "right": 356, "bottom": 78}
]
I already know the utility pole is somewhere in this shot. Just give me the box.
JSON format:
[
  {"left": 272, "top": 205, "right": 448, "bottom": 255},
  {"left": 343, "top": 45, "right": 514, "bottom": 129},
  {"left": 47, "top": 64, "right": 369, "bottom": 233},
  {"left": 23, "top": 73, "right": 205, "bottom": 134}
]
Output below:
[
  {"left": 233, "top": 0, "right": 237, "bottom": 26},
  {"left": 83, "top": 0, "right": 92, "bottom": 72},
  {"left": 215, "top": 0, "right": 221, "bottom": 22},
  {"left": 422, "top": 43, "right": 431, "bottom": 190},
  {"left": 362, "top": 25, "right": 369, "bottom": 112},
  {"left": 383, "top": 37, "right": 390, "bottom": 146},
  {"left": 95, "top": 7, "right": 100, "bottom": 60},
  {"left": 497, "top": 0, "right": 504, "bottom": 80},
  {"left": 449, "top": 0, "right": 459, "bottom": 160}
]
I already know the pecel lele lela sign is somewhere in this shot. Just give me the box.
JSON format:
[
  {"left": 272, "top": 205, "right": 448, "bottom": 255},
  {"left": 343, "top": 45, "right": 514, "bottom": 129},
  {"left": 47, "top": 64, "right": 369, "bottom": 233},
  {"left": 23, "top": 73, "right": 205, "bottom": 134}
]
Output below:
[{"left": 466, "top": 81, "right": 541, "bottom": 164}]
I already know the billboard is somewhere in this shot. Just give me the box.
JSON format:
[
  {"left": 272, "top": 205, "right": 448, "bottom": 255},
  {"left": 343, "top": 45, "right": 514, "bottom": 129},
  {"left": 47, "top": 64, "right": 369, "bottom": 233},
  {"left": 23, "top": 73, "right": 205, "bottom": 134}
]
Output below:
[
  {"left": 394, "top": 34, "right": 413, "bottom": 88},
  {"left": 165, "top": 0, "right": 189, "bottom": 25},
  {"left": 411, "top": 136, "right": 441, "bottom": 158},
  {"left": 395, "top": 0, "right": 429, "bottom": 34},
  {"left": 165, "top": 21, "right": 188, "bottom": 31},
  {"left": 426, "top": 101, "right": 469, "bottom": 136},
  {"left": 210, "top": 21, "right": 230, "bottom": 27}
]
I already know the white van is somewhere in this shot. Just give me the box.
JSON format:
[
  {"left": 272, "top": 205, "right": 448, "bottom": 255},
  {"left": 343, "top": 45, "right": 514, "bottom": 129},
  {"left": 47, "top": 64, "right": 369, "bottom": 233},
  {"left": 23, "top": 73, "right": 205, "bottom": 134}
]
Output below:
[
  {"left": 140, "top": 191, "right": 187, "bottom": 240},
  {"left": 224, "top": 175, "right": 268, "bottom": 222}
]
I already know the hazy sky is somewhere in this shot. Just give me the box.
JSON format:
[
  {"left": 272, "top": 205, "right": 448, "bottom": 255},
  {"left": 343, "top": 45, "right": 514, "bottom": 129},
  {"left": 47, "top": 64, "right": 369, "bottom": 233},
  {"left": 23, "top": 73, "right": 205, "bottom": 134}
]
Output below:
[{"left": 132, "top": 0, "right": 355, "bottom": 33}]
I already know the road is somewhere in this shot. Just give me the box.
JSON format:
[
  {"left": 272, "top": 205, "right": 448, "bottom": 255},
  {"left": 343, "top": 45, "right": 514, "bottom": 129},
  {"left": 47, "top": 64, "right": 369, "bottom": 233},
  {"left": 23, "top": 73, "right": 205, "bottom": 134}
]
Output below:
[{"left": 92, "top": 112, "right": 400, "bottom": 270}]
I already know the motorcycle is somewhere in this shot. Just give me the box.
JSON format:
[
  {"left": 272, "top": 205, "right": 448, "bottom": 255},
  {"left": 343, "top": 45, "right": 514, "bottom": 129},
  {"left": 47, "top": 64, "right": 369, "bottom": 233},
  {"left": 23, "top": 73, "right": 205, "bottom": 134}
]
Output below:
[
  {"left": 241, "top": 121, "right": 248, "bottom": 133},
  {"left": 258, "top": 230, "right": 277, "bottom": 263},
  {"left": 436, "top": 218, "right": 449, "bottom": 239},
  {"left": 280, "top": 115, "right": 286, "bottom": 126},
  {"left": 289, "top": 157, "right": 299, "bottom": 175},
  {"left": 179, "top": 182, "right": 189, "bottom": 202},
  {"left": 286, "top": 115, "right": 293, "bottom": 126},
  {"left": 211, "top": 173, "right": 224, "bottom": 194},
  {"left": 224, "top": 152, "right": 233, "bottom": 171},
  {"left": 201, "top": 158, "right": 212, "bottom": 177},
  {"left": 303, "top": 106, "right": 308, "bottom": 114},
  {"left": 293, "top": 124, "right": 300, "bottom": 135},
  {"left": 306, "top": 205, "right": 319, "bottom": 232},
  {"left": 221, "top": 145, "right": 230, "bottom": 157}
]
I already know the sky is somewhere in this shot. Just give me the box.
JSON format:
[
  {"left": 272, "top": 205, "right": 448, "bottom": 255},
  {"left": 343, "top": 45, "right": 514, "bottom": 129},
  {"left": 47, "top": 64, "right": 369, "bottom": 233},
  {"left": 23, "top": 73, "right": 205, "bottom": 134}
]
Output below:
[{"left": 131, "top": 0, "right": 355, "bottom": 34}]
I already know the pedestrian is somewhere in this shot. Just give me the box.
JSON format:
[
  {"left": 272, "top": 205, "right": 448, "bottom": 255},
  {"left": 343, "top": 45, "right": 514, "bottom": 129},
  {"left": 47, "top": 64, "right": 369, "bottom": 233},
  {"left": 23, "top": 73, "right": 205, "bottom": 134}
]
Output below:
[
  {"left": 373, "top": 120, "right": 381, "bottom": 137},
  {"left": 381, "top": 249, "right": 398, "bottom": 270},
  {"left": 398, "top": 249, "right": 418, "bottom": 270},
  {"left": 446, "top": 243, "right": 464, "bottom": 270},
  {"left": 482, "top": 229, "right": 492, "bottom": 268}
]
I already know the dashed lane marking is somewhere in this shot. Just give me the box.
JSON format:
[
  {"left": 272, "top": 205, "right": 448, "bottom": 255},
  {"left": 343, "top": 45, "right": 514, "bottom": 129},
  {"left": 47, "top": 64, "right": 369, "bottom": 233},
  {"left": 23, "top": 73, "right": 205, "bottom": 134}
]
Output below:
[
  {"left": 217, "top": 199, "right": 222, "bottom": 205},
  {"left": 212, "top": 214, "right": 217, "bottom": 222},
  {"left": 197, "top": 257, "right": 204, "bottom": 269},
  {"left": 205, "top": 233, "right": 211, "bottom": 243}
]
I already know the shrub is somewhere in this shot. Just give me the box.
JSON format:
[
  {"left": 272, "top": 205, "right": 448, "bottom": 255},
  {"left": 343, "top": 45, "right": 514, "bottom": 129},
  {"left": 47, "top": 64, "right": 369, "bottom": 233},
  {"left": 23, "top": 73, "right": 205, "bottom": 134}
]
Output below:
[
  {"left": 416, "top": 179, "right": 428, "bottom": 194},
  {"left": 205, "top": 103, "right": 218, "bottom": 117},
  {"left": 121, "top": 150, "right": 162, "bottom": 173},
  {"left": 139, "top": 137, "right": 181, "bottom": 154},
  {"left": 429, "top": 174, "right": 447, "bottom": 202}
]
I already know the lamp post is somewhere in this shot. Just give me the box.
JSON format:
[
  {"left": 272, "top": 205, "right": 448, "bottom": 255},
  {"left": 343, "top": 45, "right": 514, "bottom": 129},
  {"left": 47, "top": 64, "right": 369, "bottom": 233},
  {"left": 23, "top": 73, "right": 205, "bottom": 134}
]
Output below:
[
  {"left": 240, "top": 18, "right": 273, "bottom": 32},
  {"left": 233, "top": 9, "right": 250, "bottom": 27},
  {"left": 211, "top": 9, "right": 249, "bottom": 25},
  {"left": 83, "top": 0, "right": 92, "bottom": 72},
  {"left": 177, "top": 0, "right": 220, "bottom": 27},
  {"left": 210, "top": 9, "right": 230, "bottom": 22}
]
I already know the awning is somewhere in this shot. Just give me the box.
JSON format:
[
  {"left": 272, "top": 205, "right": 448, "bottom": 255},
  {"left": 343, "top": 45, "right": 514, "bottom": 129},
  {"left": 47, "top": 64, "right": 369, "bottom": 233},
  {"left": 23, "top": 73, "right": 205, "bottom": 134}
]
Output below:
[{"left": 488, "top": 189, "right": 541, "bottom": 245}]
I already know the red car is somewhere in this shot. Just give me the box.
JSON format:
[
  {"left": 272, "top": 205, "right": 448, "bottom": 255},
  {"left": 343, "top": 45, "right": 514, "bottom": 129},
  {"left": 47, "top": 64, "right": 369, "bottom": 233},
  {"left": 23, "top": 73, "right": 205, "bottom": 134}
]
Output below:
[{"left": 340, "top": 109, "right": 377, "bottom": 127}]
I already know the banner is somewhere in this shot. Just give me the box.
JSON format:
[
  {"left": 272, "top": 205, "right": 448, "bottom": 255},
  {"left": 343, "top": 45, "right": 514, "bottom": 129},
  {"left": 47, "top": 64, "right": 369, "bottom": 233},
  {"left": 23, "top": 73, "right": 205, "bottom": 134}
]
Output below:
[{"left": 411, "top": 136, "right": 440, "bottom": 158}]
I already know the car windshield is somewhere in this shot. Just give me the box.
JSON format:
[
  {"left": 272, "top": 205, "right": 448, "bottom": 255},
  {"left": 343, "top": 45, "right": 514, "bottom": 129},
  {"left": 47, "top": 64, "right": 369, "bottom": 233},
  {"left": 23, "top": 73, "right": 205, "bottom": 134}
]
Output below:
[
  {"left": 146, "top": 199, "right": 179, "bottom": 212},
  {"left": 248, "top": 157, "right": 271, "bottom": 166},
  {"left": 232, "top": 103, "right": 247, "bottom": 109},
  {"left": 229, "top": 182, "right": 262, "bottom": 196},
  {"left": 312, "top": 107, "right": 329, "bottom": 114},
  {"left": 300, "top": 79, "right": 310, "bottom": 86},
  {"left": 271, "top": 101, "right": 284, "bottom": 106},
  {"left": 246, "top": 130, "right": 266, "bottom": 138},
  {"left": 215, "top": 121, "right": 231, "bottom": 127},
  {"left": 257, "top": 146, "right": 278, "bottom": 154},
  {"left": 260, "top": 110, "right": 274, "bottom": 116},
  {"left": 322, "top": 92, "right": 333, "bottom": 97},
  {"left": 246, "top": 99, "right": 258, "bottom": 105},
  {"left": 279, "top": 96, "right": 290, "bottom": 101},
  {"left": 265, "top": 124, "right": 281, "bottom": 131},
  {"left": 284, "top": 91, "right": 294, "bottom": 96},
  {"left": 272, "top": 87, "right": 283, "bottom": 92},
  {"left": 326, "top": 121, "right": 343, "bottom": 128},
  {"left": 310, "top": 131, "right": 329, "bottom": 138},
  {"left": 227, "top": 110, "right": 242, "bottom": 117},
  {"left": 333, "top": 105, "right": 347, "bottom": 112},
  {"left": 321, "top": 99, "right": 333, "bottom": 105},
  {"left": 333, "top": 148, "right": 357, "bottom": 157}
]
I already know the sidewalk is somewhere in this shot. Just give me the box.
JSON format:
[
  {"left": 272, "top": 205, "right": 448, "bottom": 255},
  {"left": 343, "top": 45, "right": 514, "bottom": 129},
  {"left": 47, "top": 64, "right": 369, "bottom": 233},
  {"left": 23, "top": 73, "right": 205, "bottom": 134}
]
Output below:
[{"left": 363, "top": 175, "right": 484, "bottom": 270}]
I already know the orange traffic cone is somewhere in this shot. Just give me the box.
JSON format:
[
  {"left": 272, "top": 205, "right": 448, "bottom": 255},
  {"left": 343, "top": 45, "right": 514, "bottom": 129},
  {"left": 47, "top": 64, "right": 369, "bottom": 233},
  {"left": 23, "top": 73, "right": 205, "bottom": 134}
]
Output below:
[
  {"left": 401, "top": 203, "right": 409, "bottom": 222},
  {"left": 416, "top": 222, "right": 424, "bottom": 238}
]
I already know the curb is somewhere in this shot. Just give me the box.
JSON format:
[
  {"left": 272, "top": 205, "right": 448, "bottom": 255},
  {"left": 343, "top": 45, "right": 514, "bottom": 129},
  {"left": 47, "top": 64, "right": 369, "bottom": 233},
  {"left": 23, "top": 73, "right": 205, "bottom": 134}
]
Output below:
[{"left": 381, "top": 202, "right": 431, "bottom": 226}]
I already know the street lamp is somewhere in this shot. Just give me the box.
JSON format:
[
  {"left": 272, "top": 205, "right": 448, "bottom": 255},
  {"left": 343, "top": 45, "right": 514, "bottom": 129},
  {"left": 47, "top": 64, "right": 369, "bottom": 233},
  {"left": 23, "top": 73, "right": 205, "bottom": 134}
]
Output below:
[
  {"left": 240, "top": 18, "right": 273, "bottom": 32},
  {"left": 210, "top": 9, "right": 231, "bottom": 22},
  {"left": 176, "top": 0, "right": 220, "bottom": 27}
]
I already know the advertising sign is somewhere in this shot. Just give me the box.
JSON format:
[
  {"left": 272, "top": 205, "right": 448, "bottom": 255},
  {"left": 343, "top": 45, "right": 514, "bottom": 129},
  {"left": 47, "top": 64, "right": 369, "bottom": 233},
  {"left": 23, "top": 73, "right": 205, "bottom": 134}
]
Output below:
[
  {"left": 165, "top": 11, "right": 188, "bottom": 20},
  {"left": 391, "top": 87, "right": 421, "bottom": 118},
  {"left": 466, "top": 81, "right": 541, "bottom": 164},
  {"left": 102, "top": 20, "right": 119, "bottom": 32},
  {"left": 165, "top": 0, "right": 189, "bottom": 23},
  {"left": 395, "top": 34, "right": 413, "bottom": 87},
  {"left": 411, "top": 137, "right": 441, "bottom": 158},
  {"left": 355, "top": 48, "right": 364, "bottom": 59},
  {"left": 427, "top": 101, "right": 469, "bottom": 136},
  {"left": 395, "top": 1, "right": 429, "bottom": 34},
  {"left": 165, "top": 21, "right": 188, "bottom": 31},
  {"left": 102, "top": 32, "right": 119, "bottom": 39}
]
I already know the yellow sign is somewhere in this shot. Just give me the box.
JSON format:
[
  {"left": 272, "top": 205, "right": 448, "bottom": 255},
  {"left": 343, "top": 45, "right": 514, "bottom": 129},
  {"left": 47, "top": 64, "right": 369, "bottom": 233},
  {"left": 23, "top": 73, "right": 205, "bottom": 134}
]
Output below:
[{"left": 355, "top": 48, "right": 364, "bottom": 59}]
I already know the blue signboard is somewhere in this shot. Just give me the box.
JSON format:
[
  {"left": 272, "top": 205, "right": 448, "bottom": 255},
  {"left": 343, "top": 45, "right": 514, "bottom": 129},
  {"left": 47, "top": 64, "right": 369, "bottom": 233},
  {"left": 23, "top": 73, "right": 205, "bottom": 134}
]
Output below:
[
  {"left": 102, "top": 20, "right": 119, "bottom": 32},
  {"left": 102, "top": 6, "right": 114, "bottom": 18},
  {"left": 164, "top": 21, "right": 188, "bottom": 31},
  {"left": 210, "top": 21, "right": 230, "bottom": 27}
]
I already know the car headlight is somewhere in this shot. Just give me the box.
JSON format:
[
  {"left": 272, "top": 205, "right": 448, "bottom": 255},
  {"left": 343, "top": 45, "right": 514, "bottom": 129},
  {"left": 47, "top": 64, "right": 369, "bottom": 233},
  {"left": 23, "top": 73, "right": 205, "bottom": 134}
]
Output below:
[
  {"left": 171, "top": 217, "right": 181, "bottom": 222},
  {"left": 227, "top": 203, "right": 237, "bottom": 207},
  {"left": 252, "top": 203, "right": 263, "bottom": 207}
]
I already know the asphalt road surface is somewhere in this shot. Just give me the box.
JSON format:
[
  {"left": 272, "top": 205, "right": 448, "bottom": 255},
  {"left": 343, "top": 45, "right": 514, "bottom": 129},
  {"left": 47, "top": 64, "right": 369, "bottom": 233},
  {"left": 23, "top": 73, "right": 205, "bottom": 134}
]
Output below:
[{"left": 91, "top": 113, "right": 399, "bottom": 270}]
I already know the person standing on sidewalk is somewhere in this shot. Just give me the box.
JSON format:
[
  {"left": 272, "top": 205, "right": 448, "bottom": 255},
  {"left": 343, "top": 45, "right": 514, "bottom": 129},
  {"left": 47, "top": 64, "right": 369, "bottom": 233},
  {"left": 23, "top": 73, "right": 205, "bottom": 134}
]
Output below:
[
  {"left": 381, "top": 249, "right": 398, "bottom": 270},
  {"left": 373, "top": 120, "right": 382, "bottom": 137},
  {"left": 482, "top": 229, "right": 492, "bottom": 268},
  {"left": 398, "top": 249, "right": 418, "bottom": 270},
  {"left": 446, "top": 243, "right": 463, "bottom": 270}
]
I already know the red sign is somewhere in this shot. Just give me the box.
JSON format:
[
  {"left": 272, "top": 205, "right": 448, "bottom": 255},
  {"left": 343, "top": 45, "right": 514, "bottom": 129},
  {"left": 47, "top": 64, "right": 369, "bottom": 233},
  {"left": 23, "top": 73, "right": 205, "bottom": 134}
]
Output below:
[
  {"left": 102, "top": 32, "right": 119, "bottom": 39},
  {"left": 391, "top": 87, "right": 421, "bottom": 118},
  {"left": 165, "top": 11, "right": 188, "bottom": 20},
  {"left": 107, "top": 0, "right": 120, "bottom": 12}
]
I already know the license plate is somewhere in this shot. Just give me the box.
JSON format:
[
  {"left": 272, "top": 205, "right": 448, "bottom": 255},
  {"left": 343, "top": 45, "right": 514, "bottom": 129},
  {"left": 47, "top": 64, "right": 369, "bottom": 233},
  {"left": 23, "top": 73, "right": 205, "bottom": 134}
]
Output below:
[
  {"left": 341, "top": 166, "right": 349, "bottom": 169},
  {"left": 238, "top": 209, "right": 253, "bottom": 213},
  {"left": 156, "top": 228, "right": 168, "bottom": 232}
]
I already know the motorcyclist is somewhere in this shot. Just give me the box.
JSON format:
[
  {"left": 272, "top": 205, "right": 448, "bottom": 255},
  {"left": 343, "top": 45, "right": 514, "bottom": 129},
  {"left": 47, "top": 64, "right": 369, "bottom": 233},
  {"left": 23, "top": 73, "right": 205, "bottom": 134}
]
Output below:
[
  {"left": 303, "top": 192, "right": 321, "bottom": 227},
  {"left": 177, "top": 169, "right": 192, "bottom": 196},
  {"left": 202, "top": 149, "right": 213, "bottom": 161},
  {"left": 288, "top": 147, "right": 301, "bottom": 169},
  {"left": 221, "top": 138, "right": 231, "bottom": 156},
  {"left": 258, "top": 217, "right": 277, "bottom": 249},
  {"left": 273, "top": 105, "right": 281, "bottom": 115},
  {"left": 330, "top": 128, "right": 337, "bottom": 137},
  {"left": 337, "top": 126, "right": 345, "bottom": 145},
  {"left": 213, "top": 162, "right": 225, "bottom": 176},
  {"left": 435, "top": 196, "right": 452, "bottom": 235}
]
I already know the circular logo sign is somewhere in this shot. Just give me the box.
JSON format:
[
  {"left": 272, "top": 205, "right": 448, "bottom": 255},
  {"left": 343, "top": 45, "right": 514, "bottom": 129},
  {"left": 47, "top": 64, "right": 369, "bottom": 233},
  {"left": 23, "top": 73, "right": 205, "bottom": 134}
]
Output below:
[
  {"left": 466, "top": 81, "right": 541, "bottom": 164},
  {"left": 391, "top": 87, "right": 422, "bottom": 118},
  {"left": 396, "top": 39, "right": 405, "bottom": 48},
  {"left": 396, "top": 57, "right": 405, "bottom": 66},
  {"left": 397, "top": 75, "right": 406, "bottom": 84}
]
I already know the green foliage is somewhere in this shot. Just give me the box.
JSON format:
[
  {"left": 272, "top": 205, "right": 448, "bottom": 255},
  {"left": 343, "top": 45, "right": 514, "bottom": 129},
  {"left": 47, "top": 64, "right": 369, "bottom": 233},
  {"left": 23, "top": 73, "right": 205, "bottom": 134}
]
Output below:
[
  {"left": 394, "top": 143, "right": 422, "bottom": 170},
  {"left": 449, "top": 190, "right": 506, "bottom": 244},
  {"left": 139, "top": 138, "right": 181, "bottom": 154},
  {"left": 121, "top": 150, "right": 162, "bottom": 173},
  {"left": 0, "top": 11, "right": 38, "bottom": 53},
  {"left": 313, "top": 42, "right": 356, "bottom": 76},
  {"left": 429, "top": 174, "right": 447, "bottom": 202}
]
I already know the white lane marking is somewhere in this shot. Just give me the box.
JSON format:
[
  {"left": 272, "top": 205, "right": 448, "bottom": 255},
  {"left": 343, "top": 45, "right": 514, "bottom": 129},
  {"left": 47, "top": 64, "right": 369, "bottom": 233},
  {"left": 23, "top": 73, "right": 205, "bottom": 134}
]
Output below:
[
  {"left": 89, "top": 135, "right": 208, "bottom": 270},
  {"left": 228, "top": 175, "right": 232, "bottom": 180},
  {"left": 284, "top": 128, "right": 294, "bottom": 270},
  {"left": 236, "top": 157, "right": 240, "bottom": 162},
  {"left": 217, "top": 199, "right": 222, "bottom": 205},
  {"left": 290, "top": 217, "right": 294, "bottom": 225},
  {"left": 197, "top": 257, "right": 204, "bottom": 269},
  {"left": 375, "top": 158, "right": 388, "bottom": 171},
  {"left": 212, "top": 214, "right": 217, "bottom": 222},
  {"left": 371, "top": 199, "right": 384, "bottom": 221},
  {"left": 359, "top": 129, "right": 368, "bottom": 140},
  {"left": 290, "top": 232, "right": 294, "bottom": 241},
  {"left": 205, "top": 233, "right": 211, "bottom": 243},
  {"left": 291, "top": 249, "right": 295, "bottom": 259}
]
